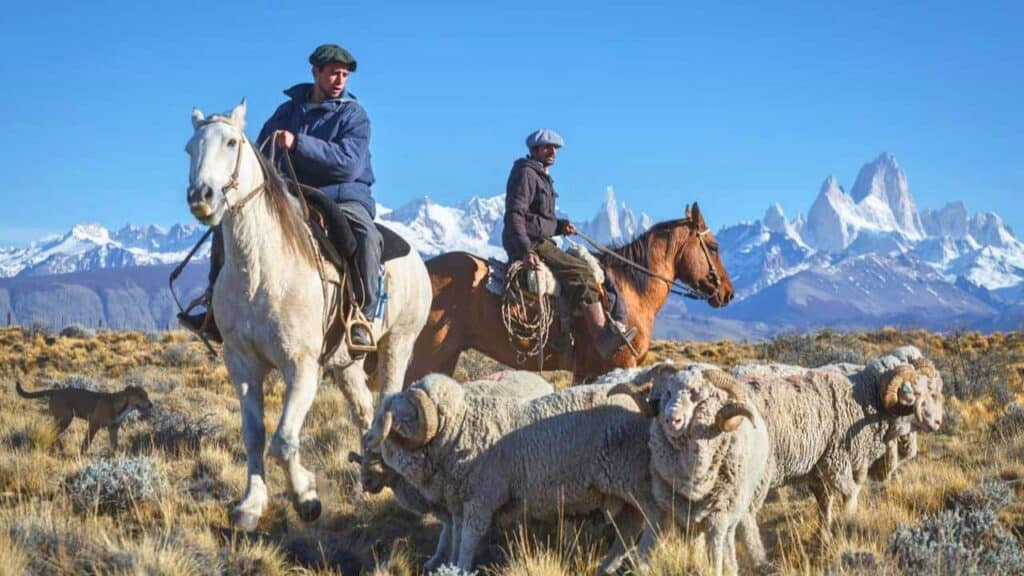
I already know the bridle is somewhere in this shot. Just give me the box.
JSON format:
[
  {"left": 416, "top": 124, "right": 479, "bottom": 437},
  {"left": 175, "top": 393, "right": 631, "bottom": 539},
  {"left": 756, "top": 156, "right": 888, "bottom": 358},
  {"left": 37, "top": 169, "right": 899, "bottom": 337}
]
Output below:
[
  {"left": 191, "top": 117, "right": 266, "bottom": 213},
  {"left": 685, "top": 226, "right": 721, "bottom": 301},
  {"left": 575, "top": 218, "right": 722, "bottom": 301}
]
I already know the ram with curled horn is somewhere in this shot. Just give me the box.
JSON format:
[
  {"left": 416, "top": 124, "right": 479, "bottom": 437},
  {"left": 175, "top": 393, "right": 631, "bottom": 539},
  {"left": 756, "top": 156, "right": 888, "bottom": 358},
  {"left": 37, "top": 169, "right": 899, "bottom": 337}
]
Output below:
[
  {"left": 364, "top": 387, "right": 439, "bottom": 451},
  {"left": 611, "top": 362, "right": 757, "bottom": 433},
  {"left": 635, "top": 364, "right": 772, "bottom": 575}
]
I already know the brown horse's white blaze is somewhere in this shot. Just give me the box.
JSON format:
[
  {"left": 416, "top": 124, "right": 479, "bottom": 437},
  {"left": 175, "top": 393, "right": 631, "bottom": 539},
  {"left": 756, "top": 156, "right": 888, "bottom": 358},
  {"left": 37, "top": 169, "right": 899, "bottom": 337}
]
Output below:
[{"left": 407, "top": 203, "right": 734, "bottom": 383}]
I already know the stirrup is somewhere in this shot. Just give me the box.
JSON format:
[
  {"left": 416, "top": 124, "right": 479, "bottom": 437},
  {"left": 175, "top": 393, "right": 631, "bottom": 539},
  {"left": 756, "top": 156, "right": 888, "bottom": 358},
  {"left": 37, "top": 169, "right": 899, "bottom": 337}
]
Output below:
[
  {"left": 607, "top": 311, "right": 640, "bottom": 358},
  {"left": 345, "top": 315, "right": 376, "bottom": 354}
]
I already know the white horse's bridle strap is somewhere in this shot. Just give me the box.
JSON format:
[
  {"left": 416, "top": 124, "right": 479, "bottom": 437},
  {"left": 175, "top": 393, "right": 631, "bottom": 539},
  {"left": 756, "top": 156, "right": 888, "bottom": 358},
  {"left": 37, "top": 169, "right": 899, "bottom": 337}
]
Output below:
[{"left": 195, "top": 117, "right": 266, "bottom": 212}]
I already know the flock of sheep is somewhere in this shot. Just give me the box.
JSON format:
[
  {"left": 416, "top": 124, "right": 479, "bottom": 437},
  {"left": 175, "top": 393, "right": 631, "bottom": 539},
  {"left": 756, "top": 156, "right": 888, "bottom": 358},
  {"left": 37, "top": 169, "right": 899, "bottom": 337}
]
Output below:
[{"left": 349, "top": 345, "right": 945, "bottom": 575}]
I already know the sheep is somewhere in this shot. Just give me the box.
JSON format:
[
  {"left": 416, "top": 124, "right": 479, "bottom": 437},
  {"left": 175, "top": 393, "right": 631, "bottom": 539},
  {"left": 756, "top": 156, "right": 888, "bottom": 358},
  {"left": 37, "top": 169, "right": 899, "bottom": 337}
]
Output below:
[
  {"left": 348, "top": 369, "right": 554, "bottom": 571},
  {"left": 362, "top": 373, "right": 658, "bottom": 574},
  {"left": 856, "top": 347, "right": 944, "bottom": 483},
  {"left": 730, "top": 346, "right": 946, "bottom": 534},
  {"left": 611, "top": 363, "right": 771, "bottom": 576}
]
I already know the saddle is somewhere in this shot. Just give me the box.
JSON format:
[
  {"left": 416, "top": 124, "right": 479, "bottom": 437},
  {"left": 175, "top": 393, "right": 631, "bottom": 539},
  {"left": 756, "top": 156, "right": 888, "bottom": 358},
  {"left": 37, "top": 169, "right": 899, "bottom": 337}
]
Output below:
[
  {"left": 301, "top": 188, "right": 411, "bottom": 358},
  {"left": 487, "top": 242, "right": 630, "bottom": 362}
]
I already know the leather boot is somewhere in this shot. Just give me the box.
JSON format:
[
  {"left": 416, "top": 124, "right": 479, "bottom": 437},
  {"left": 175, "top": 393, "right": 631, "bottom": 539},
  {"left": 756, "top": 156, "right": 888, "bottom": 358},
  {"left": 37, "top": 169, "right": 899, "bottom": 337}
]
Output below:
[
  {"left": 177, "top": 308, "right": 222, "bottom": 343},
  {"left": 582, "top": 301, "right": 636, "bottom": 358}
]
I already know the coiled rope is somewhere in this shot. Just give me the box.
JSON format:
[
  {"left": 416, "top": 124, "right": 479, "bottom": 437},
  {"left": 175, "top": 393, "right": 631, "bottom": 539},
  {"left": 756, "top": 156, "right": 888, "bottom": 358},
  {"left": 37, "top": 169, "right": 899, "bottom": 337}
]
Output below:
[{"left": 500, "top": 260, "right": 556, "bottom": 367}]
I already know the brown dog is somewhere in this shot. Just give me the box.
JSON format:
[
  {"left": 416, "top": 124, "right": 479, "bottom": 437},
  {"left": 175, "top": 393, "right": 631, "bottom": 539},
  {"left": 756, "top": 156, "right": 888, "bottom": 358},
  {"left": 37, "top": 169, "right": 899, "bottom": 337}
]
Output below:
[{"left": 16, "top": 381, "right": 154, "bottom": 454}]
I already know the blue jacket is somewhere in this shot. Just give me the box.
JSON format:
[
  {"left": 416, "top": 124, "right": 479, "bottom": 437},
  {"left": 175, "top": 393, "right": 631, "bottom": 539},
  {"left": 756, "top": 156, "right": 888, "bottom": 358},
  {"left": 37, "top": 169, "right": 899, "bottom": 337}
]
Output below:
[{"left": 257, "top": 83, "right": 376, "bottom": 217}]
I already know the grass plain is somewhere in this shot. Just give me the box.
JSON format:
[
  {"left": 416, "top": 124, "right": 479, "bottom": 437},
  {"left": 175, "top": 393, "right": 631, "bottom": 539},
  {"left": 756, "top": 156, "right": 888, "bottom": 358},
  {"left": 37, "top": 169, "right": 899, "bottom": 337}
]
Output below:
[{"left": 0, "top": 326, "right": 1021, "bottom": 575}]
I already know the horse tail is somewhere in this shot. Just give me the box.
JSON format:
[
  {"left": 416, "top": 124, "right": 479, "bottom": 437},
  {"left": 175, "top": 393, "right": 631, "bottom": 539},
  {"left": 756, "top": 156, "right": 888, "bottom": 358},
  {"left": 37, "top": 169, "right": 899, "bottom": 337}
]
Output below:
[{"left": 15, "top": 380, "right": 53, "bottom": 399}]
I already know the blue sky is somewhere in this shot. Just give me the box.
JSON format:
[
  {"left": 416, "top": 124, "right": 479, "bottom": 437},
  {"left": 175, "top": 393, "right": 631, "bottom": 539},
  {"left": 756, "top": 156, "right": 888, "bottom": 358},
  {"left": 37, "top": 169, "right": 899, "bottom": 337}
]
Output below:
[{"left": 0, "top": 0, "right": 1020, "bottom": 245}]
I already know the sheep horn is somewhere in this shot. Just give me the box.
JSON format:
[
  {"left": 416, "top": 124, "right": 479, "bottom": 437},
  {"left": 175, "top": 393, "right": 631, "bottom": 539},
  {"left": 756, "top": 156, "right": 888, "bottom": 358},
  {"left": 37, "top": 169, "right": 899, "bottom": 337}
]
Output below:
[
  {"left": 397, "top": 387, "right": 439, "bottom": 449},
  {"left": 363, "top": 396, "right": 395, "bottom": 450},
  {"left": 609, "top": 381, "right": 655, "bottom": 417},
  {"left": 701, "top": 369, "right": 749, "bottom": 402},
  {"left": 879, "top": 364, "right": 917, "bottom": 416},
  {"left": 715, "top": 403, "right": 756, "bottom": 432},
  {"left": 912, "top": 358, "right": 940, "bottom": 380}
]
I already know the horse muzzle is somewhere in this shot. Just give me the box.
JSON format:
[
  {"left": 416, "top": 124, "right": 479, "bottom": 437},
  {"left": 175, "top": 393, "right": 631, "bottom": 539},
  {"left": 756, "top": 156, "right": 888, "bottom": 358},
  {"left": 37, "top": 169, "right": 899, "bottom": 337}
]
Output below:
[{"left": 189, "top": 201, "right": 216, "bottom": 220}]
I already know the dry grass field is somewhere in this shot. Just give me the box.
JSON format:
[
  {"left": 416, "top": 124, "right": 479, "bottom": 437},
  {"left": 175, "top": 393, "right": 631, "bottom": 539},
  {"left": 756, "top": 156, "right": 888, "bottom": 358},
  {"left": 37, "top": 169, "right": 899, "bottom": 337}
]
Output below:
[{"left": 0, "top": 325, "right": 1022, "bottom": 575}]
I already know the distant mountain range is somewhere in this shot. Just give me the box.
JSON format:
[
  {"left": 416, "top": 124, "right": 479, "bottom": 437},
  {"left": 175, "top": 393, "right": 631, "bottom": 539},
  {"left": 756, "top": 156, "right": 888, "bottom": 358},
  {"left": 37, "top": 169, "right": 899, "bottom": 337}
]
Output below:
[{"left": 1, "top": 153, "right": 1020, "bottom": 337}]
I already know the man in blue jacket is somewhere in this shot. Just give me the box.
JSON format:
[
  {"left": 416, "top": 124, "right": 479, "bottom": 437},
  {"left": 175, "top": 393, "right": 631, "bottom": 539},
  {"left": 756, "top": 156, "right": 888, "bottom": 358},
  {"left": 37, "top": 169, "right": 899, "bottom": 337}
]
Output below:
[{"left": 180, "top": 43, "right": 381, "bottom": 351}]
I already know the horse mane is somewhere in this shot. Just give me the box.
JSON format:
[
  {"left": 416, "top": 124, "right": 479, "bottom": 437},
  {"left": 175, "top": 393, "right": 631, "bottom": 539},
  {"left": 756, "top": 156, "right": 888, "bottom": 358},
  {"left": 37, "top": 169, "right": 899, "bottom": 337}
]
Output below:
[
  {"left": 251, "top": 142, "right": 316, "bottom": 266},
  {"left": 598, "top": 218, "right": 691, "bottom": 293}
]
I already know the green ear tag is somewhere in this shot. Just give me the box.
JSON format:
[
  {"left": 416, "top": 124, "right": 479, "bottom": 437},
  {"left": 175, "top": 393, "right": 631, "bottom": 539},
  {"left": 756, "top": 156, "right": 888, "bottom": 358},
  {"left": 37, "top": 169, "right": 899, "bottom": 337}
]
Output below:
[{"left": 900, "top": 382, "right": 913, "bottom": 396}]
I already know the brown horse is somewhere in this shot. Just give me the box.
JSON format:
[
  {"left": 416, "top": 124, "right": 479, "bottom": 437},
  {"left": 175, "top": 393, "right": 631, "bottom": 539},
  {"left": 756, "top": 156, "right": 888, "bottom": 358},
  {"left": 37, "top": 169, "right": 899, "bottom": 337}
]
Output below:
[{"left": 406, "top": 203, "right": 734, "bottom": 383}]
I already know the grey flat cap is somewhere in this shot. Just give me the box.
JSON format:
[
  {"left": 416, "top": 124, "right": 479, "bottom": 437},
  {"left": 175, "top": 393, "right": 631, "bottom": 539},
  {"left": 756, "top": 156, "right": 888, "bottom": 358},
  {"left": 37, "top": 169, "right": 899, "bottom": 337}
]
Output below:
[{"left": 525, "top": 129, "right": 564, "bottom": 149}]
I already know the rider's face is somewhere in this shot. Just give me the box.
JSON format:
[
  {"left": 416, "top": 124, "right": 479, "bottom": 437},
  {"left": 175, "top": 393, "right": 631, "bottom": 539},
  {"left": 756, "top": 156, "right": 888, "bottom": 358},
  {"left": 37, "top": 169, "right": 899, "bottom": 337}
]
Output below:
[
  {"left": 530, "top": 144, "right": 558, "bottom": 167},
  {"left": 312, "top": 63, "right": 350, "bottom": 101}
]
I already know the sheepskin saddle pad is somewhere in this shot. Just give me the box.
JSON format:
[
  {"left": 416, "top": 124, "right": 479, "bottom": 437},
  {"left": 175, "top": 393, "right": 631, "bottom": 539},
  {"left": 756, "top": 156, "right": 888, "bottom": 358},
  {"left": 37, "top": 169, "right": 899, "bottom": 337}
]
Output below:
[{"left": 486, "top": 242, "right": 606, "bottom": 298}]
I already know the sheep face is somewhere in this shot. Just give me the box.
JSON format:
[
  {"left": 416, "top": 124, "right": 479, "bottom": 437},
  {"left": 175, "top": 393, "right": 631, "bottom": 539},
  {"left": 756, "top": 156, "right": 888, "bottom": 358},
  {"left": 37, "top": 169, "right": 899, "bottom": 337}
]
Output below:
[
  {"left": 910, "top": 362, "right": 944, "bottom": 432},
  {"left": 652, "top": 369, "right": 714, "bottom": 442},
  {"left": 626, "top": 365, "right": 756, "bottom": 445},
  {"left": 348, "top": 448, "right": 394, "bottom": 494}
]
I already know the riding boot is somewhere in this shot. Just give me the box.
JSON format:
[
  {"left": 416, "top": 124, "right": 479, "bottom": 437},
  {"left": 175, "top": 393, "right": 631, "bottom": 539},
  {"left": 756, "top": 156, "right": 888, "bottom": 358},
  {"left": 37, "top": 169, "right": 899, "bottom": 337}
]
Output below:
[
  {"left": 177, "top": 226, "right": 223, "bottom": 343},
  {"left": 581, "top": 301, "right": 636, "bottom": 358}
]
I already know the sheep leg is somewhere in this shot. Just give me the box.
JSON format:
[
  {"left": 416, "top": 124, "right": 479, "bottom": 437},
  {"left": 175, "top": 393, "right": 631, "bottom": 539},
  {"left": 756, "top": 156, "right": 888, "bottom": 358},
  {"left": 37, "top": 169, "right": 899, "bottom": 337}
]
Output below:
[
  {"left": 448, "top": 513, "right": 462, "bottom": 566},
  {"left": 226, "top": 353, "right": 270, "bottom": 532},
  {"left": 599, "top": 504, "right": 644, "bottom": 575},
  {"left": 424, "top": 513, "right": 453, "bottom": 571},
  {"left": 724, "top": 523, "right": 739, "bottom": 575},
  {"left": 809, "top": 480, "right": 835, "bottom": 537},
  {"left": 272, "top": 358, "right": 322, "bottom": 522},
  {"left": 457, "top": 505, "right": 494, "bottom": 571},
  {"left": 841, "top": 470, "right": 864, "bottom": 520},
  {"left": 705, "top": 521, "right": 728, "bottom": 576},
  {"left": 737, "top": 512, "right": 767, "bottom": 567}
]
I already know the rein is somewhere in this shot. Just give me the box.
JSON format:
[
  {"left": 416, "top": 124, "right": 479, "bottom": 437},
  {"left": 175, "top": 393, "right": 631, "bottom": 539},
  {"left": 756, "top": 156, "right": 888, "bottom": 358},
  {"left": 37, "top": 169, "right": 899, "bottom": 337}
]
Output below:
[
  {"left": 171, "top": 120, "right": 350, "bottom": 366},
  {"left": 573, "top": 225, "right": 721, "bottom": 301}
]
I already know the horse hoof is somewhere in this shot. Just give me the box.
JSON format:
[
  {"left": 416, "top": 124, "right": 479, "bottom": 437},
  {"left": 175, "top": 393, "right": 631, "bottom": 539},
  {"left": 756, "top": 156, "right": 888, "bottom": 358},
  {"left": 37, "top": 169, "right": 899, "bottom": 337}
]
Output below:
[
  {"left": 296, "top": 498, "right": 322, "bottom": 522},
  {"left": 230, "top": 509, "right": 262, "bottom": 532}
]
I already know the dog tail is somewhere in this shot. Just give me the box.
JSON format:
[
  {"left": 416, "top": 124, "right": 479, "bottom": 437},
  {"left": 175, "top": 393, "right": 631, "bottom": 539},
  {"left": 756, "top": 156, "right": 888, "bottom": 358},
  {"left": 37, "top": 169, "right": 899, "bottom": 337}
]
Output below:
[{"left": 15, "top": 380, "right": 53, "bottom": 399}]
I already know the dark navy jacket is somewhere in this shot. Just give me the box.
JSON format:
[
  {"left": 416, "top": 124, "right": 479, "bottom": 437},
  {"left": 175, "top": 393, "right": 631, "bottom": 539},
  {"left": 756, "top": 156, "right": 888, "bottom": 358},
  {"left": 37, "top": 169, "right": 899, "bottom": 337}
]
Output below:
[{"left": 258, "top": 83, "right": 376, "bottom": 217}]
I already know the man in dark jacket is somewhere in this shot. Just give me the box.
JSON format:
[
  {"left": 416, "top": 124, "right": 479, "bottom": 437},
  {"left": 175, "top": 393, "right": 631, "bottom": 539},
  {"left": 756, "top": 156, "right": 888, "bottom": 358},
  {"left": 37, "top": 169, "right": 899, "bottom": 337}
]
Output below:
[
  {"left": 502, "top": 129, "right": 635, "bottom": 358},
  {"left": 180, "top": 43, "right": 381, "bottom": 351}
]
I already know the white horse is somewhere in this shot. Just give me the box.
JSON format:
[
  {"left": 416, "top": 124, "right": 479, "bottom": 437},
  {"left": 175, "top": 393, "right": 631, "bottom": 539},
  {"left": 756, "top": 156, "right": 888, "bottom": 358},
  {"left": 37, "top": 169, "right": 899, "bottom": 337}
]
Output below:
[{"left": 185, "top": 100, "right": 431, "bottom": 531}]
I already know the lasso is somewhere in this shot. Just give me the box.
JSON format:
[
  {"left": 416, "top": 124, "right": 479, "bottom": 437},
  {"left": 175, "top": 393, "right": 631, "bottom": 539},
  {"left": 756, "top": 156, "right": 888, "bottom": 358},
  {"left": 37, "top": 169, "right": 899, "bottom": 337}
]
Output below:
[{"left": 500, "top": 261, "right": 556, "bottom": 366}]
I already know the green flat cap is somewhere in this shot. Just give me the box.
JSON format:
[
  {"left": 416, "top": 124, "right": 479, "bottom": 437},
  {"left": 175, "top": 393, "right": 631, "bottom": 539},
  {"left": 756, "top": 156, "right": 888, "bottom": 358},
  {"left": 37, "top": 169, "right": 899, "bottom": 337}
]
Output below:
[{"left": 309, "top": 44, "right": 357, "bottom": 71}]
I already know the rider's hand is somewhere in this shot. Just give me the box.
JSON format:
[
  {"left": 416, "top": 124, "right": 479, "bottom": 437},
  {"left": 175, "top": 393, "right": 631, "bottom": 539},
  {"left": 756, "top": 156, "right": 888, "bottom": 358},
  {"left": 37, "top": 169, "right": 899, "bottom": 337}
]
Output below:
[
  {"left": 275, "top": 130, "right": 296, "bottom": 150},
  {"left": 523, "top": 251, "right": 541, "bottom": 270},
  {"left": 564, "top": 222, "right": 577, "bottom": 235}
]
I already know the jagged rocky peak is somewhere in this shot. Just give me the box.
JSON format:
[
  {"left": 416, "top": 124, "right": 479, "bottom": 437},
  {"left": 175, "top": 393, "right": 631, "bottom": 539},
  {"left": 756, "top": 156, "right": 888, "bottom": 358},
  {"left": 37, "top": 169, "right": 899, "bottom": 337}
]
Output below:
[
  {"left": 762, "top": 203, "right": 788, "bottom": 234},
  {"left": 850, "top": 152, "right": 925, "bottom": 239},
  {"left": 802, "top": 175, "right": 855, "bottom": 253},
  {"left": 921, "top": 201, "right": 969, "bottom": 238},
  {"left": 970, "top": 212, "right": 1017, "bottom": 248},
  {"left": 69, "top": 222, "right": 111, "bottom": 243}
]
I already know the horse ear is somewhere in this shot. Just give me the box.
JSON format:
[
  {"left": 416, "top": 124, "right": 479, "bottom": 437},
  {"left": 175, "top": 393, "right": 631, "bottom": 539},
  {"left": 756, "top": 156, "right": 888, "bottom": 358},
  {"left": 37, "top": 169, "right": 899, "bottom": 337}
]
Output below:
[
  {"left": 191, "top": 108, "right": 205, "bottom": 130},
  {"left": 230, "top": 98, "right": 248, "bottom": 131},
  {"left": 691, "top": 202, "right": 706, "bottom": 228},
  {"left": 684, "top": 204, "right": 692, "bottom": 219}
]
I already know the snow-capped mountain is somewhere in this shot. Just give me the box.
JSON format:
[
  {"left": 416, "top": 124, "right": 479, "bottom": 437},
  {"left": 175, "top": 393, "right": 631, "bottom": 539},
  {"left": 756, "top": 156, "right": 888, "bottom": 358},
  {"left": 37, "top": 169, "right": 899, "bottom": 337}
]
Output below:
[
  {"left": 712, "top": 152, "right": 1024, "bottom": 333},
  {"left": 0, "top": 223, "right": 208, "bottom": 278},
  {"left": 575, "top": 187, "right": 653, "bottom": 247},
  {"left": 375, "top": 186, "right": 651, "bottom": 258},
  {"left": 1, "top": 151, "right": 1020, "bottom": 336}
]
